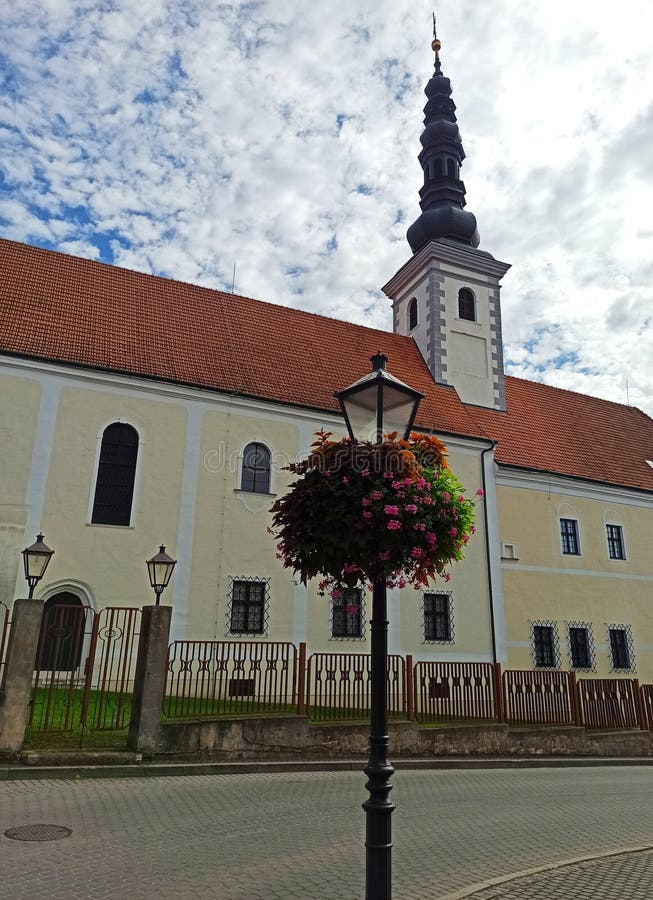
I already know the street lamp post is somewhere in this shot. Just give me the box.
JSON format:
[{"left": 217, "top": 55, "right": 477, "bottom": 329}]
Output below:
[
  {"left": 21, "top": 534, "right": 55, "bottom": 599},
  {"left": 335, "top": 352, "right": 424, "bottom": 900},
  {"left": 146, "top": 545, "right": 177, "bottom": 605}
]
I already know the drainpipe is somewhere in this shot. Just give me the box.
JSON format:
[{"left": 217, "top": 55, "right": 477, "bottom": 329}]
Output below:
[{"left": 481, "top": 440, "right": 498, "bottom": 664}]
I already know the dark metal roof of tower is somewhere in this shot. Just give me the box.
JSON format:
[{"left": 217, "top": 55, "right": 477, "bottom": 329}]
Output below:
[{"left": 406, "top": 22, "right": 480, "bottom": 253}]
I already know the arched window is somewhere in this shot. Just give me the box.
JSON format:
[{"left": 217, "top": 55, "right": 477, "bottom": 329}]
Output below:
[
  {"left": 458, "top": 288, "right": 476, "bottom": 322},
  {"left": 36, "top": 592, "right": 85, "bottom": 672},
  {"left": 241, "top": 442, "right": 271, "bottom": 494},
  {"left": 447, "top": 158, "right": 456, "bottom": 178},
  {"left": 408, "top": 297, "right": 418, "bottom": 331},
  {"left": 91, "top": 423, "right": 139, "bottom": 526},
  {"left": 433, "top": 158, "right": 444, "bottom": 177}
]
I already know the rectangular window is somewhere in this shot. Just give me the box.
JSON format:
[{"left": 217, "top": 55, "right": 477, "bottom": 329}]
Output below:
[
  {"left": 230, "top": 580, "right": 265, "bottom": 634},
  {"left": 560, "top": 518, "right": 580, "bottom": 555},
  {"left": 424, "top": 593, "right": 452, "bottom": 642},
  {"left": 606, "top": 524, "right": 625, "bottom": 560},
  {"left": 568, "top": 626, "right": 591, "bottom": 669},
  {"left": 331, "top": 589, "right": 363, "bottom": 639},
  {"left": 533, "top": 625, "right": 556, "bottom": 667},
  {"left": 609, "top": 627, "right": 631, "bottom": 670}
]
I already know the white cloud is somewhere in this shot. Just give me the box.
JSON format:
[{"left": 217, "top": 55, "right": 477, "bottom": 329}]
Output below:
[{"left": 1, "top": 0, "right": 653, "bottom": 413}]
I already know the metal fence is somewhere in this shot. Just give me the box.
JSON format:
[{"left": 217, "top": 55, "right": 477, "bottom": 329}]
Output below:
[
  {"left": 29, "top": 605, "right": 141, "bottom": 738},
  {"left": 642, "top": 684, "right": 653, "bottom": 731},
  {"left": 0, "top": 601, "right": 10, "bottom": 681},
  {"left": 414, "top": 661, "right": 497, "bottom": 723},
  {"left": 503, "top": 669, "right": 576, "bottom": 726},
  {"left": 164, "top": 640, "right": 297, "bottom": 718},
  {"left": 577, "top": 678, "right": 641, "bottom": 730},
  {"left": 305, "top": 652, "right": 405, "bottom": 722}
]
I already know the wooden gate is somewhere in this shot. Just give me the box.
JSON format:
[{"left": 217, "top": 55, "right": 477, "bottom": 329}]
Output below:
[{"left": 28, "top": 605, "right": 141, "bottom": 746}]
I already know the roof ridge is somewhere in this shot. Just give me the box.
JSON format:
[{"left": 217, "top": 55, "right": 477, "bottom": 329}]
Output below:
[
  {"left": 0, "top": 236, "right": 408, "bottom": 343},
  {"left": 505, "top": 373, "right": 651, "bottom": 419}
]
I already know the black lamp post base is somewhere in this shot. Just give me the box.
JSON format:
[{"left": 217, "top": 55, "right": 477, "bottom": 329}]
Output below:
[{"left": 362, "top": 743, "right": 395, "bottom": 900}]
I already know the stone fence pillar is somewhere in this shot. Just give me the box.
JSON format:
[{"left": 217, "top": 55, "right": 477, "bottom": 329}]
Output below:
[
  {"left": 128, "top": 604, "right": 172, "bottom": 754},
  {"left": 0, "top": 598, "right": 43, "bottom": 753}
]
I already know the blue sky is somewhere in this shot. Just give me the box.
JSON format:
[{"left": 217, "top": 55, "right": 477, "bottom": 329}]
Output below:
[{"left": 2, "top": 0, "right": 653, "bottom": 412}]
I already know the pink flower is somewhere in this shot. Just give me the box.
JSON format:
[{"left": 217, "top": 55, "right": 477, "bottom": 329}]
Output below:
[
  {"left": 363, "top": 511, "right": 372, "bottom": 520},
  {"left": 397, "top": 577, "right": 407, "bottom": 589},
  {"left": 470, "top": 524, "right": 477, "bottom": 534},
  {"left": 443, "top": 573, "right": 451, "bottom": 583},
  {"left": 476, "top": 488, "right": 484, "bottom": 498},
  {"left": 342, "top": 476, "right": 349, "bottom": 484},
  {"left": 416, "top": 477, "right": 426, "bottom": 489},
  {"left": 378, "top": 550, "right": 390, "bottom": 561},
  {"left": 361, "top": 497, "right": 372, "bottom": 507},
  {"left": 442, "top": 492, "right": 451, "bottom": 503},
  {"left": 391, "top": 481, "right": 403, "bottom": 490},
  {"left": 370, "top": 490, "right": 383, "bottom": 501},
  {"left": 449, "top": 527, "right": 458, "bottom": 537},
  {"left": 343, "top": 563, "right": 359, "bottom": 574},
  {"left": 413, "top": 523, "right": 426, "bottom": 532},
  {"left": 387, "top": 520, "right": 401, "bottom": 531},
  {"left": 384, "top": 505, "right": 399, "bottom": 516},
  {"left": 318, "top": 580, "right": 329, "bottom": 591},
  {"left": 457, "top": 495, "right": 465, "bottom": 503},
  {"left": 425, "top": 531, "right": 437, "bottom": 546},
  {"left": 404, "top": 477, "right": 413, "bottom": 485},
  {"left": 404, "top": 504, "right": 418, "bottom": 514},
  {"left": 330, "top": 588, "right": 340, "bottom": 598},
  {"left": 361, "top": 469, "right": 370, "bottom": 477},
  {"left": 411, "top": 548, "right": 423, "bottom": 559},
  {"left": 382, "top": 471, "right": 393, "bottom": 479}
]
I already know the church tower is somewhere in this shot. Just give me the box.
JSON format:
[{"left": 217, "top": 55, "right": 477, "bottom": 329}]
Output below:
[{"left": 383, "top": 25, "right": 510, "bottom": 411}]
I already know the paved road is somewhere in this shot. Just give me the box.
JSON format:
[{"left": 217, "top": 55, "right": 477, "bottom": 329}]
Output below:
[{"left": 1, "top": 766, "right": 653, "bottom": 899}]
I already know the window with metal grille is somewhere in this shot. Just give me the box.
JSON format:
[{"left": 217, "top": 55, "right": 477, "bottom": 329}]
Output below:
[
  {"left": 533, "top": 624, "right": 556, "bottom": 667},
  {"left": 568, "top": 626, "right": 592, "bottom": 669},
  {"left": 408, "top": 297, "right": 418, "bottom": 331},
  {"left": 229, "top": 580, "right": 266, "bottom": 634},
  {"left": 560, "top": 518, "right": 580, "bottom": 555},
  {"left": 241, "top": 442, "right": 271, "bottom": 493},
  {"left": 331, "top": 588, "right": 363, "bottom": 639},
  {"left": 606, "top": 524, "right": 625, "bottom": 560},
  {"left": 457, "top": 288, "right": 475, "bottom": 322},
  {"left": 91, "top": 423, "right": 139, "bottom": 526},
  {"left": 609, "top": 627, "right": 631, "bottom": 670},
  {"left": 423, "top": 593, "right": 452, "bottom": 642}
]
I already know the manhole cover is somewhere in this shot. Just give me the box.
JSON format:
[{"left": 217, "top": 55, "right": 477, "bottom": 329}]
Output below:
[{"left": 4, "top": 824, "right": 72, "bottom": 842}]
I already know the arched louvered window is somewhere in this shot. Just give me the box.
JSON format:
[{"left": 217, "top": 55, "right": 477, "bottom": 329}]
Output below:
[
  {"left": 241, "top": 442, "right": 271, "bottom": 494},
  {"left": 91, "top": 423, "right": 139, "bottom": 525},
  {"left": 433, "top": 158, "right": 444, "bottom": 177},
  {"left": 458, "top": 288, "right": 476, "bottom": 322},
  {"left": 408, "top": 297, "right": 418, "bottom": 331},
  {"left": 447, "top": 158, "right": 456, "bottom": 178}
]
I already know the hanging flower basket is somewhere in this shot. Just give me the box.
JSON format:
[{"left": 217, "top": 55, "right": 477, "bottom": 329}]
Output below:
[{"left": 270, "top": 430, "right": 480, "bottom": 595}]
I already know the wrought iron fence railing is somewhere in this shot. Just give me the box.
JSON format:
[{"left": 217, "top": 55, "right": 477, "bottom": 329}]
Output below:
[{"left": 163, "top": 640, "right": 297, "bottom": 718}]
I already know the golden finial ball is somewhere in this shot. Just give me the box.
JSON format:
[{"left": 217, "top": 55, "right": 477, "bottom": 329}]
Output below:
[{"left": 432, "top": 38, "right": 441, "bottom": 52}]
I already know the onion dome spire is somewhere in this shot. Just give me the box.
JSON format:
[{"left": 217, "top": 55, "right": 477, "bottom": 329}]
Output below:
[{"left": 406, "top": 21, "right": 480, "bottom": 253}]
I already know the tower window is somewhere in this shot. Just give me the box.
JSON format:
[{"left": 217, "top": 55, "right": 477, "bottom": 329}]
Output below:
[
  {"left": 446, "top": 158, "right": 456, "bottom": 178},
  {"left": 408, "top": 297, "right": 418, "bottom": 331},
  {"left": 91, "top": 422, "right": 139, "bottom": 526},
  {"left": 457, "top": 288, "right": 476, "bottom": 322},
  {"left": 433, "top": 158, "right": 444, "bottom": 177}
]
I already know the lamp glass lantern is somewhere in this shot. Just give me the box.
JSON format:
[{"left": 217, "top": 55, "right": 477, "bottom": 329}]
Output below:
[
  {"left": 22, "top": 533, "right": 54, "bottom": 599},
  {"left": 335, "top": 351, "right": 425, "bottom": 444},
  {"left": 146, "top": 545, "right": 177, "bottom": 605}
]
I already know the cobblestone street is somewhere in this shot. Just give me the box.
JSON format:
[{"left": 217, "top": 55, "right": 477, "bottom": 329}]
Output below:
[{"left": 2, "top": 766, "right": 652, "bottom": 899}]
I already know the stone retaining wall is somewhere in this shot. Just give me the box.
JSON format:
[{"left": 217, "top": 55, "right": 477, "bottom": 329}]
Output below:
[{"left": 157, "top": 716, "right": 653, "bottom": 760}]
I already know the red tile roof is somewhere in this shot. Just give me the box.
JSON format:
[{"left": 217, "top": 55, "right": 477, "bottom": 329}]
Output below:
[{"left": 2, "top": 238, "right": 653, "bottom": 493}]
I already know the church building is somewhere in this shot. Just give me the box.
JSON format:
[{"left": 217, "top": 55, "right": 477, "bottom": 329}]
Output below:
[{"left": 2, "top": 34, "right": 653, "bottom": 681}]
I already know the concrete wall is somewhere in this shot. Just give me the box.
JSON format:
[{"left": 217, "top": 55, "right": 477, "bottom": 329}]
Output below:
[{"left": 157, "top": 715, "right": 653, "bottom": 759}]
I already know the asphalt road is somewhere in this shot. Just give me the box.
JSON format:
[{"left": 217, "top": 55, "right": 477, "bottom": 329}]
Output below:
[{"left": 2, "top": 766, "right": 653, "bottom": 899}]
